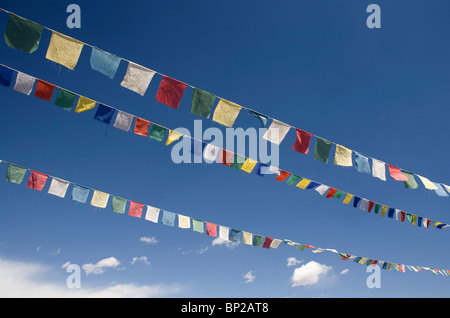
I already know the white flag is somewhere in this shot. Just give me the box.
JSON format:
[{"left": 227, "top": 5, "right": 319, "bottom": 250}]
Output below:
[
  {"left": 47, "top": 178, "right": 70, "bottom": 198},
  {"left": 372, "top": 159, "right": 386, "bottom": 181},
  {"left": 145, "top": 206, "right": 160, "bottom": 223},
  {"left": 120, "top": 62, "right": 155, "bottom": 96},
  {"left": 262, "top": 120, "right": 291, "bottom": 145}
]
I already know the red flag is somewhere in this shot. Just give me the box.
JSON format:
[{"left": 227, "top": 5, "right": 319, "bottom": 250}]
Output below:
[
  {"left": 128, "top": 201, "right": 144, "bottom": 218},
  {"left": 262, "top": 237, "right": 273, "bottom": 249},
  {"left": 219, "top": 149, "right": 233, "bottom": 167},
  {"left": 134, "top": 117, "right": 150, "bottom": 136},
  {"left": 326, "top": 188, "right": 338, "bottom": 198},
  {"left": 34, "top": 80, "right": 55, "bottom": 101},
  {"left": 26, "top": 170, "right": 49, "bottom": 191},
  {"left": 275, "top": 171, "right": 291, "bottom": 181},
  {"left": 387, "top": 164, "right": 409, "bottom": 181},
  {"left": 206, "top": 222, "right": 217, "bottom": 237},
  {"left": 155, "top": 76, "right": 188, "bottom": 109},
  {"left": 367, "top": 201, "right": 375, "bottom": 213},
  {"left": 293, "top": 129, "right": 313, "bottom": 154},
  {"left": 400, "top": 211, "right": 406, "bottom": 222}
]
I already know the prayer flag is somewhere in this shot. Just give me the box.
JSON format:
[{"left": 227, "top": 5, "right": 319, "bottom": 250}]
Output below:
[
  {"left": 229, "top": 229, "right": 241, "bottom": 242},
  {"left": 372, "top": 159, "right": 386, "bottom": 181},
  {"left": 248, "top": 110, "right": 268, "bottom": 127},
  {"left": 46, "top": 32, "right": 84, "bottom": 70},
  {"left": 13, "top": 72, "right": 35, "bottom": 95},
  {"left": 113, "top": 111, "right": 134, "bottom": 132},
  {"left": 402, "top": 170, "right": 418, "bottom": 189},
  {"left": 334, "top": 145, "right": 353, "bottom": 167},
  {"left": 203, "top": 144, "right": 220, "bottom": 163},
  {"left": 296, "top": 178, "right": 312, "bottom": 189},
  {"left": 388, "top": 164, "right": 409, "bottom": 181},
  {"left": 293, "top": 129, "right": 313, "bottom": 154},
  {"left": 381, "top": 205, "right": 388, "bottom": 217},
  {"left": 219, "top": 149, "right": 233, "bottom": 166},
  {"left": 5, "top": 13, "right": 43, "bottom": 53},
  {"left": 6, "top": 163, "right": 27, "bottom": 184},
  {"left": 120, "top": 62, "right": 156, "bottom": 96},
  {"left": 270, "top": 239, "right": 282, "bottom": 249},
  {"left": 387, "top": 208, "right": 395, "bottom": 218},
  {"left": 155, "top": 76, "right": 188, "bottom": 109},
  {"left": 286, "top": 174, "right": 301, "bottom": 185},
  {"left": 314, "top": 137, "right": 333, "bottom": 163},
  {"left": 0, "top": 65, "right": 14, "bottom": 87},
  {"left": 353, "top": 196, "right": 361, "bottom": 208},
  {"left": 354, "top": 152, "right": 371, "bottom": 174},
  {"left": 75, "top": 96, "right": 96, "bottom": 113},
  {"left": 359, "top": 199, "right": 369, "bottom": 211},
  {"left": 178, "top": 215, "right": 191, "bottom": 229},
  {"left": 26, "top": 170, "right": 48, "bottom": 191},
  {"left": 145, "top": 206, "right": 160, "bottom": 223},
  {"left": 219, "top": 226, "right": 230, "bottom": 241},
  {"left": 326, "top": 188, "right": 338, "bottom": 198},
  {"left": 374, "top": 203, "right": 381, "bottom": 214},
  {"left": 243, "top": 232, "right": 253, "bottom": 245},
  {"left": 34, "top": 80, "right": 55, "bottom": 101},
  {"left": 212, "top": 99, "right": 243, "bottom": 127},
  {"left": 191, "top": 88, "right": 216, "bottom": 118},
  {"left": 315, "top": 184, "right": 330, "bottom": 196},
  {"left": 161, "top": 211, "right": 175, "bottom": 226},
  {"left": 262, "top": 237, "right": 273, "bottom": 249},
  {"left": 128, "top": 201, "right": 144, "bottom": 218},
  {"left": 343, "top": 193, "right": 354, "bottom": 204},
  {"left": 231, "top": 154, "right": 245, "bottom": 170},
  {"left": 368, "top": 201, "right": 375, "bottom": 212},
  {"left": 90, "top": 47, "right": 121, "bottom": 79},
  {"left": 276, "top": 171, "right": 291, "bottom": 181},
  {"left": 206, "top": 222, "right": 217, "bottom": 237},
  {"left": 252, "top": 235, "right": 264, "bottom": 247},
  {"left": 71, "top": 184, "right": 90, "bottom": 203},
  {"left": 111, "top": 196, "right": 127, "bottom": 214},
  {"left": 94, "top": 104, "right": 116, "bottom": 124},
  {"left": 417, "top": 175, "right": 438, "bottom": 190},
  {"left": 165, "top": 130, "right": 184, "bottom": 146},
  {"left": 433, "top": 183, "right": 449, "bottom": 197},
  {"left": 47, "top": 178, "right": 70, "bottom": 198},
  {"left": 54, "top": 89, "right": 77, "bottom": 111},
  {"left": 333, "top": 190, "right": 345, "bottom": 199},
  {"left": 148, "top": 124, "right": 167, "bottom": 142},
  {"left": 192, "top": 219, "right": 204, "bottom": 233},
  {"left": 90, "top": 190, "right": 109, "bottom": 208},
  {"left": 134, "top": 117, "right": 150, "bottom": 136},
  {"left": 263, "top": 120, "right": 291, "bottom": 145},
  {"left": 306, "top": 181, "right": 320, "bottom": 189},
  {"left": 241, "top": 158, "right": 258, "bottom": 173}
]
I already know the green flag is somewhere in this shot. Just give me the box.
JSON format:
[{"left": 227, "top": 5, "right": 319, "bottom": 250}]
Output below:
[
  {"left": 252, "top": 235, "right": 263, "bottom": 247},
  {"left": 314, "top": 137, "right": 333, "bottom": 163},
  {"left": 148, "top": 124, "right": 167, "bottom": 142},
  {"left": 6, "top": 163, "right": 27, "bottom": 184},
  {"left": 54, "top": 89, "right": 77, "bottom": 111},
  {"left": 333, "top": 190, "right": 345, "bottom": 199},
  {"left": 191, "top": 88, "right": 216, "bottom": 118},
  {"left": 286, "top": 174, "right": 301, "bottom": 185},
  {"left": 192, "top": 219, "right": 204, "bottom": 233},
  {"left": 402, "top": 170, "right": 418, "bottom": 189},
  {"left": 231, "top": 154, "right": 245, "bottom": 170},
  {"left": 5, "top": 13, "right": 43, "bottom": 53},
  {"left": 111, "top": 196, "right": 127, "bottom": 214}
]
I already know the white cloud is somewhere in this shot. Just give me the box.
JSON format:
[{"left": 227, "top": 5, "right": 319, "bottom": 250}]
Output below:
[
  {"left": 290, "top": 261, "right": 332, "bottom": 287},
  {"left": 131, "top": 256, "right": 150, "bottom": 265},
  {"left": 287, "top": 257, "right": 302, "bottom": 267},
  {"left": 82, "top": 257, "right": 120, "bottom": 276},
  {"left": 340, "top": 269, "right": 350, "bottom": 275},
  {"left": 243, "top": 271, "right": 256, "bottom": 283},
  {"left": 211, "top": 237, "right": 239, "bottom": 249},
  {"left": 0, "top": 256, "right": 182, "bottom": 298},
  {"left": 140, "top": 237, "right": 158, "bottom": 245}
]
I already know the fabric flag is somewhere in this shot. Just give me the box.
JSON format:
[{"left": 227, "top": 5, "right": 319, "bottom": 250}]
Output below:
[
  {"left": 333, "top": 190, "right": 345, "bottom": 199},
  {"left": 90, "top": 190, "right": 110, "bottom": 208},
  {"left": 229, "top": 229, "right": 241, "bottom": 243},
  {"left": 128, "top": 201, "right": 144, "bottom": 218},
  {"left": 286, "top": 174, "right": 301, "bottom": 185},
  {"left": 334, "top": 145, "right": 353, "bottom": 167},
  {"left": 263, "top": 120, "right": 291, "bottom": 145},
  {"left": 343, "top": 193, "right": 354, "bottom": 204},
  {"left": 270, "top": 239, "right": 282, "bottom": 249},
  {"left": 219, "top": 226, "right": 230, "bottom": 241},
  {"left": 90, "top": 47, "right": 121, "bottom": 79},
  {"left": 387, "top": 164, "right": 409, "bottom": 181},
  {"left": 252, "top": 235, "right": 264, "bottom": 247},
  {"left": 120, "top": 62, "right": 156, "bottom": 96},
  {"left": 149, "top": 124, "right": 167, "bottom": 142},
  {"left": 248, "top": 110, "right": 268, "bottom": 127},
  {"left": 326, "top": 188, "right": 338, "bottom": 198},
  {"left": 13, "top": 72, "right": 36, "bottom": 95},
  {"left": 134, "top": 117, "right": 150, "bottom": 136},
  {"left": 353, "top": 196, "right": 362, "bottom": 208},
  {"left": 46, "top": 32, "right": 84, "bottom": 70},
  {"left": 374, "top": 203, "right": 381, "bottom": 214},
  {"left": 206, "top": 222, "right": 217, "bottom": 237},
  {"left": 75, "top": 96, "right": 96, "bottom": 113},
  {"left": 212, "top": 99, "right": 243, "bottom": 127},
  {"left": 296, "top": 178, "right": 312, "bottom": 190},
  {"left": 111, "top": 196, "right": 127, "bottom": 214},
  {"left": 47, "top": 178, "right": 70, "bottom": 198},
  {"left": 6, "top": 163, "right": 27, "bottom": 184},
  {"left": 243, "top": 232, "right": 253, "bottom": 245},
  {"left": 191, "top": 88, "right": 216, "bottom": 118},
  {"left": 292, "top": 129, "right": 313, "bottom": 154},
  {"left": 231, "top": 154, "right": 245, "bottom": 170},
  {"left": 402, "top": 170, "right": 418, "bottom": 189},
  {"left": 145, "top": 206, "right": 160, "bottom": 223},
  {"left": 372, "top": 159, "right": 386, "bottom": 181},
  {"left": 34, "top": 80, "right": 55, "bottom": 101},
  {"left": 387, "top": 208, "right": 395, "bottom": 218},
  {"left": 358, "top": 199, "right": 369, "bottom": 211},
  {"left": 5, "top": 13, "right": 43, "bottom": 53},
  {"left": 26, "top": 171, "right": 49, "bottom": 191},
  {"left": 165, "top": 130, "right": 184, "bottom": 146},
  {"left": 161, "top": 211, "right": 176, "bottom": 226},
  {"left": 442, "top": 184, "right": 450, "bottom": 194},
  {"left": 0, "top": 65, "right": 14, "bottom": 87},
  {"left": 262, "top": 237, "right": 273, "bottom": 249},
  {"left": 368, "top": 201, "right": 375, "bottom": 212},
  {"left": 203, "top": 144, "right": 220, "bottom": 163},
  {"left": 192, "top": 219, "right": 204, "bottom": 233},
  {"left": 381, "top": 205, "right": 388, "bottom": 217},
  {"left": 113, "top": 111, "right": 134, "bottom": 132},
  {"left": 219, "top": 149, "right": 234, "bottom": 167},
  {"left": 178, "top": 215, "right": 191, "bottom": 229},
  {"left": 71, "top": 184, "right": 90, "bottom": 203},
  {"left": 400, "top": 211, "right": 406, "bottom": 222},
  {"left": 314, "top": 137, "right": 333, "bottom": 163},
  {"left": 417, "top": 175, "right": 438, "bottom": 190},
  {"left": 241, "top": 158, "right": 258, "bottom": 173},
  {"left": 155, "top": 76, "right": 188, "bottom": 109},
  {"left": 54, "top": 89, "right": 77, "bottom": 111},
  {"left": 276, "top": 171, "right": 291, "bottom": 181},
  {"left": 433, "top": 183, "right": 449, "bottom": 197},
  {"left": 354, "top": 152, "right": 371, "bottom": 174},
  {"left": 306, "top": 181, "right": 321, "bottom": 189},
  {"left": 315, "top": 184, "right": 330, "bottom": 196},
  {"left": 94, "top": 104, "right": 116, "bottom": 125}
]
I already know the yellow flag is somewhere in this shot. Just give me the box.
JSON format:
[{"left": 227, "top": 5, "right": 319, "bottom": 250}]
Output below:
[
  {"left": 296, "top": 178, "right": 311, "bottom": 189},
  {"left": 343, "top": 193, "right": 354, "bottom": 204},
  {"left": 75, "top": 96, "right": 96, "bottom": 113},
  {"left": 90, "top": 190, "right": 110, "bottom": 208},
  {"left": 381, "top": 205, "right": 388, "bottom": 216},
  {"left": 334, "top": 145, "right": 353, "bottom": 167},
  {"left": 358, "top": 258, "right": 368, "bottom": 264},
  {"left": 242, "top": 232, "right": 253, "bottom": 245},
  {"left": 417, "top": 175, "right": 438, "bottom": 190},
  {"left": 165, "top": 130, "right": 183, "bottom": 146},
  {"left": 241, "top": 158, "right": 258, "bottom": 173},
  {"left": 46, "top": 32, "right": 84, "bottom": 70},
  {"left": 178, "top": 215, "right": 191, "bottom": 229},
  {"left": 212, "top": 99, "right": 243, "bottom": 127}
]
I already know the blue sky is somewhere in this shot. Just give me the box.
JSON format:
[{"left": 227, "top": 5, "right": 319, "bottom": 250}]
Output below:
[{"left": 0, "top": 0, "right": 450, "bottom": 298}]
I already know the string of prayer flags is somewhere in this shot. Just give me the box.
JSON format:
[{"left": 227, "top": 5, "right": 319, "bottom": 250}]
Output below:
[
  {"left": 113, "top": 111, "right": 134, "bottom": 132},
  {"left": 75, "top": 96, "right": 96, "bottom": 113},
  {"left": 26, "top": 170, "right": 49, "bottom": 191},
  {"left": 372, "top": 159, "right": 386, "bottom": 181},
  {"left": 212, "top": 99, "right": 243, "bottom": 127},
  {"left": 128, "top": 201, "right": 144, "bottom": 218},
  {"left": 46, "top": 32, "right": 84, "bottom": 70},
  {"left": 13, "top": 72, "right": 36, "bottom": 95},
  {"left": 6, "top": 163, "right": 27, "bottom": 184},
  {"left": 334, "top": 145, "right": 353, "bottom": 167},
  {"left": 354, "top": 152, "right": 371, "bottom": 174},
  {"left": 112, "top": 196, "right": 127, "bottom": 214},
  {"left": 90, "top": 47, "right": 121, "bottom": 79},
  {"left": 47, "top": 178, "right": 70, "bottom": 198},
  {"left": 313, "top": 137, "right": 333, "bottom": 163},
  {"left": 4, "top": 13, "right": 43, "bottom": 53},
  {"left": 71, "top": 184, "right": 90, "bottom": 204},
  {"left": 134, "top": 117, "right": 150, "bottom": 136},
  {"left": 248, "top": 110, "right": 268, "bottom": 127},
  {"left": 191, "top": 88, "right": 216, "bottom": 118},
  {"left": 34, "top": 80, "right": 55, "bottom": 101},
  {"left": 293, "top": 129, "right": 313, "bottom": 154},
  {"left": 120, "top": 62, "right": 156, "bottom": 96},
  {"left": 0, "top": 65, "right": 14, "bottom": 87},
  {"left": 263, "top": 120, "right": 291, "bottom": 145},
  {"left": 94, "top": 104, "right": 116, "bottom": 125},
  {"left": 155, "top": 76, "right": 188, "bottom": 109},
  {"left": 148, "top": 124, "right": 167, "bottom": 142},
  {"left": 54, "top": 89, "right": 77, "bottom": 111},
  {"left": 90, "top": 190, "right": 110, "bottom": 208},
  {"left": 388, "top": 164, "right": 409, "bottom": 182}
]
